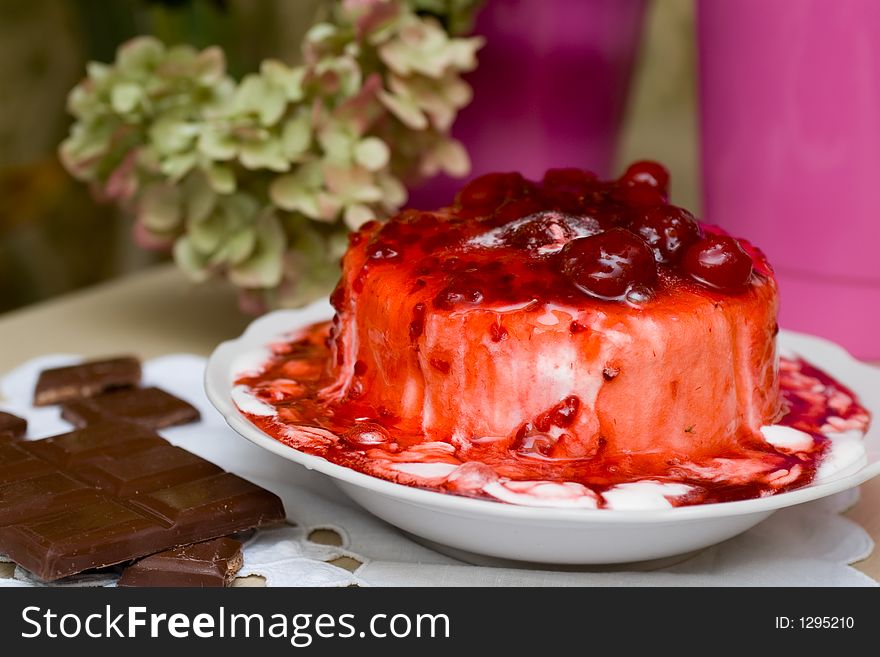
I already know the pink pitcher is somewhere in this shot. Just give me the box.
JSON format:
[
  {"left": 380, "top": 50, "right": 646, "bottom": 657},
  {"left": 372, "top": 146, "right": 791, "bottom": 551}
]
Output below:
[
  {"left": 409, "top": 0, "right": 646, "bottom": 209},
  {"left": 698, "top": 0, "right": 880, "bottom": 359}
]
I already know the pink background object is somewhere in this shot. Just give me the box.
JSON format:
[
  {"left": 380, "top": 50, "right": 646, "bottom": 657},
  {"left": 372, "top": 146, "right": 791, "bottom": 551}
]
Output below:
[
  {"left": 698, "top": 0, "right": 880, "bottom": 359},
  {"left": 408, "top": 0, "right": 646, "bottom": 209}
]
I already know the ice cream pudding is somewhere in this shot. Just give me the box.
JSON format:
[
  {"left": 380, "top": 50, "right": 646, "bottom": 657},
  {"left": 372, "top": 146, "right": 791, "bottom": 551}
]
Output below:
[{"left": 234, "top": 163, "right": 870, "bottom": 509}]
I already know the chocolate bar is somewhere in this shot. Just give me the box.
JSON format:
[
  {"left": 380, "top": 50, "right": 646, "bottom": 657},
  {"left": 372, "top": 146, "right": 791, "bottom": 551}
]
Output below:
[
  {"left": 0, "top": 411, "right": 26, "bottom": 439},
  {"left": 117, "top": 537, "right": 244, "bottom": 587},
  {"left": 0, "top": 423, "right": 284, "bottom": 581},
  {"left": 61, "top": 386, "right": 200, "bottom": 429},
  {"left": 34, "top": 357, "right": 141, "bottom": 406}
]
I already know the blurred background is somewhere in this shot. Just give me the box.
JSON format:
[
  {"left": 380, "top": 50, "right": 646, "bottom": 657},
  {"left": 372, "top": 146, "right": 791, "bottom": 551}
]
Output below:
[
  {"left": 0, "top": 0, "right": 698, "bottom": 314},
  {"left": 2, "top": 0, "right": 877, "bottom": 358}
]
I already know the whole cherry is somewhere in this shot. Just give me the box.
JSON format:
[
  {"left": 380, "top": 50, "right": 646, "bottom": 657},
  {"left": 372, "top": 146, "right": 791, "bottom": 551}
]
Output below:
[
  {"left": 682, "top": 234, "right": 754, "bottom": 293},
  {"left": 456, "top": 172, "right": 526, "bottom": 211},
  {"left": 612, "top": 184, "right": 667, "bottom": 207},
  {"left": 492, "top": 195, "right": 545, "bottom": 226},
  {"left": 619, "top": 160, "right": 670, "bottom": 195},
  {"left": 560, "top": 228, "right": 657, "bottom": 300},
  {"left": 630, "top": 205, "right": 701, "bottom": 264},
  {"left": 542, "top": 168, "right": 598, "bottom": 190}
]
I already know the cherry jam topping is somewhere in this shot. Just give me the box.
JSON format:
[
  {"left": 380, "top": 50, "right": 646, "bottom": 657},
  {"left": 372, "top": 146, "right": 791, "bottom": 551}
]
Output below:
[
  {"left": 456, "top": 172, "right": 528, "bottom": 212},
  {"left": 354, "top": 163, "right": 768, "bottom": 306}
]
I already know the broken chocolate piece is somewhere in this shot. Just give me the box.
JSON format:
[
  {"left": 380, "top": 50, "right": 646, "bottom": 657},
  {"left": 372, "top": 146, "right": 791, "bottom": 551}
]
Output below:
[
  {"left": 117, "top": 537, "right": 244, "bottom": 587},
  {"left": 34, "top": 357, "right": 141, "bottom": 406},
  {"left": 0, "top": 424, "right": 284, "bottom": 581},
  {"left": 61, "top": 386, "right": 200, "bottom": 429},
  {"left": 0, "top": 411, "right": 26, "bottom": 440}
]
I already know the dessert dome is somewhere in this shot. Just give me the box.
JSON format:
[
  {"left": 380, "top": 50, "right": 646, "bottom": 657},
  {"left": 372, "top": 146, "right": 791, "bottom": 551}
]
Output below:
[
  {"left": 327, "top": 164, "right": 782, "bottom": 463},
  {"left": 235, "top": 163, "right": 869, "bottom": 508}
]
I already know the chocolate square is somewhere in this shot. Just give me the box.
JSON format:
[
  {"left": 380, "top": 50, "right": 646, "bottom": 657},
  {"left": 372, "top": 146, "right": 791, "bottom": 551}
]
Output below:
[
  {"left": 0, "top": 442, "right": 53, "bottom": 485},
  {"left": 61, "top": 387, "right": 200, "bottom": 429},
  {"left": 130, "top": 473, "right": 280, "bottom": 528},
  {"left": 34, "top": 357, "right": 141, "bottom": 406},
  {"left": 117, "top": 537, "right": 244, "bottom": 587},
  {"left": 0, "top": 473, "right": 101, "bottom": 526},
  {"left": 25, "top": 421, "right": 166, "bottom": 467},
  {"left": 1, "top": 498, "right": 165, "bottom": 579},
  {"left": 72, "top": 445, "right": 222, "bottom": 497}
]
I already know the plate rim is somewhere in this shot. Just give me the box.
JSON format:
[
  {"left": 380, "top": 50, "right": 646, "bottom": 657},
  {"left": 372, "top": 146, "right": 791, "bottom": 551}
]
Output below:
[{"left": 204, "top": 299, "right": 880, "bottom": 525}]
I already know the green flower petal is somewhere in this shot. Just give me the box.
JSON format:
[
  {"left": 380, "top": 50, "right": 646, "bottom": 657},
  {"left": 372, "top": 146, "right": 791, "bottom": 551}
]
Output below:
[
  {"left": 85, "top": 61, "right": 111, "bottom": 83},
  {"left": 377, "top": 89, "right": 428, "bottom": 129},
  {"left": 149, "top": 117, "right": 199, "bottom": 154},
  {"left": 435, "top": 137, "right": 470, "bottom": 176},
  {"left": 315, "top": 192, "right": 343, "bottom": 221},
  {"left": 198, "top": 124, "right": 237, "bottom": 160},
  {"left": 353, "top": 137, "right": 390, "bottom": 171},
  {"left": 188, "top": 212, "right": 226, "bottom": 253},
  {"left": 261, "top": 60, "right": 305, "bottom": 102},
  {"left": 318, "top": 128, "right": 355, "bottom": 165},
  {"left": 344, "top": 203, "right": 375, "bottom": 230},
  {"left": 111, "top": 83, "right": 143, "bottom": 114},
  {"left": 195, "top": 46, "right": 227, "bottom": 84},
  {"left": 184, "top": 173, "right": 216, "bottom": 223},
  {"left": 324, "top": 165, "right": 382, "bottom": 203},
  {"left": 214, "top": 227, "right": 257, "bottom": 266},
  {"left": 139, "top": 184, "right": 181, "bottom": 232},
  {"left": 117, "top": 36, "right": 164, "bottom": 74},
  {"left": 377, "top": 173, "right": 408, "bottom": 210},
  {"left": 160, "top": 151, "right": 197, "bottom": 180},
  {"left": 239, "top": 138, "right": 289, "bottom": 172},
  {"left": 202, "top": 162, "right": 236, "bottom": 194},
  {"left": 235, "top": 75, "right": 286, "bottom": 126},
  {"left": 223, "top": 192, "right": 260, "bottom": 226},
  {"left": 173, "top": 236, "right": 212, "bottom": 283},
  {"left": 229, "top": 211, "right": 286, "bottom": 288},
  {"left": 269, "top": 163, "right": 323, "bottom": 216},
  {"left": 304, "top": 23, "right": 338, "bottom": 48},
  {"left": 314, "top": 55, "right": 362, "bottom": 98},
  {"left": 281, "top": 113, "right": 312, "bottom": 160}
]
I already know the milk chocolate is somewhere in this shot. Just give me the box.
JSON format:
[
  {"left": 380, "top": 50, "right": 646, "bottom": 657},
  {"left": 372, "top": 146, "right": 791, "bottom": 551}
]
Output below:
[
  {"left": 117, "top": 537, "right": 244, "bottom": 587},
  {"left": 61, "top": 386, "right": 200, "bottom": 429},
  {"left": 0, "top": 423, "right": 284, "bottom": 581},
  {"left": 0, "top": 411, "right": 26, "bottom": 439},
  {"left": 34, "top": 357, "right": 141, "bottom": 406}
]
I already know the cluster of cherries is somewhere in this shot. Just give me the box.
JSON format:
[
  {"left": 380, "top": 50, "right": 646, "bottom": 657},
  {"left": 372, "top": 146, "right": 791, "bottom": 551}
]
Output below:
[{"left": 358, "top": 162, "right": 758, "bottom": 307}]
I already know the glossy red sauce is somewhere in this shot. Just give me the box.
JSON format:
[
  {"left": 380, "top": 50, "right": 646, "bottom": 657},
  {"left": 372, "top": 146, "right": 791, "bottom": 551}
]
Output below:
[{"left": 235, "top": 322, "right": 870, "bottom": 508}]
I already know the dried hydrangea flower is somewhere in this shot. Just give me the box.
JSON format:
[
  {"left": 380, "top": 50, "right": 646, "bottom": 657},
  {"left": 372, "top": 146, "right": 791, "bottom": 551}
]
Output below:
[{"left": 60, "top": 0, "right": 484, "bottom": 309}]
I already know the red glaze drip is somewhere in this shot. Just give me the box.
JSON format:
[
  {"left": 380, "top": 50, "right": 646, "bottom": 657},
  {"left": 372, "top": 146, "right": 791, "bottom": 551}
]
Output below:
[
  {"left": 489, "top": 321, "right": 509, "bottom": 342},
  {"left": 236, "top": 323, "right": 870, "bottom": 508}
]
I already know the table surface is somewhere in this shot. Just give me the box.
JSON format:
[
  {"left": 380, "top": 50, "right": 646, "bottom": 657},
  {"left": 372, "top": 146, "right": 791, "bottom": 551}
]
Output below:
[{"left": 1, "top": 263, "right": 878, "bottom": 581}]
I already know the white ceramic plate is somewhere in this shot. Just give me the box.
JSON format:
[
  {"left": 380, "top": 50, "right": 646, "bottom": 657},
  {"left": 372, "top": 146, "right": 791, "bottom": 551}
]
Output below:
[{"left": 205, "top": 300, "right": 880, "bottom": 564}]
